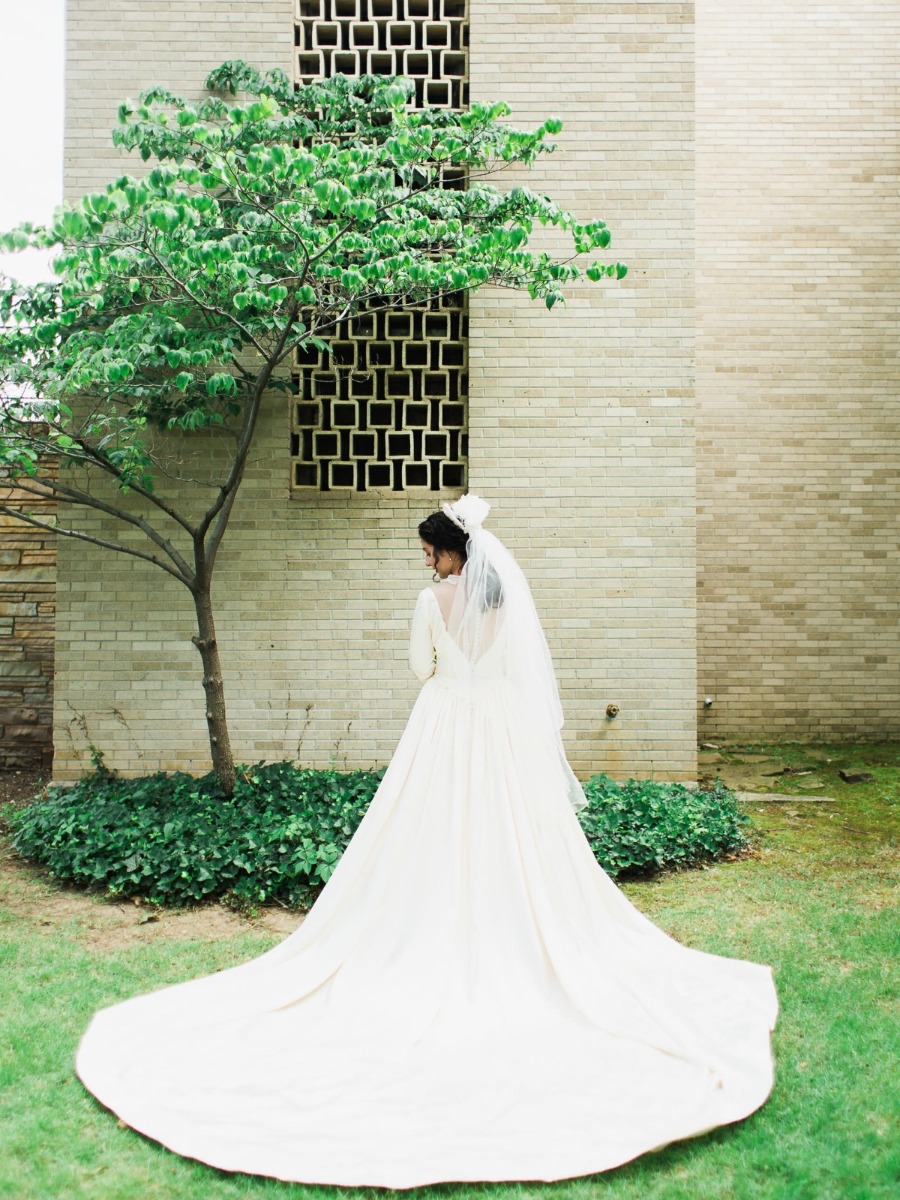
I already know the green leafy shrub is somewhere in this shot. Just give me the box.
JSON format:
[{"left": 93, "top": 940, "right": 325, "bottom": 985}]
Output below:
[
  {"left": 10, "top": 764, "right": 749, "bottom": 909},
  {"left": 579, "top": 774, "right": 749, "bottom": 875},
  {"left": 11, "top": 762, "right": 380, "bottom": 909}
]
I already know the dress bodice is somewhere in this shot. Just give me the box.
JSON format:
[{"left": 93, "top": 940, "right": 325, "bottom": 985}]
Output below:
[{"left": 409, "top": 585, "right": 509, "bottom": 691}]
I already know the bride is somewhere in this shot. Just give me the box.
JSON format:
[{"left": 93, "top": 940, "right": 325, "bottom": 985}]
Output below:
[{"left": 76, "top": 494, "right": 778, "bottom": 1188}]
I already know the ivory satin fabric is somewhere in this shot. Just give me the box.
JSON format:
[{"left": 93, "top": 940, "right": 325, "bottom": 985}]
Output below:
[{"left": 76, "top": 586, "right": 779, "bottom": 1187}]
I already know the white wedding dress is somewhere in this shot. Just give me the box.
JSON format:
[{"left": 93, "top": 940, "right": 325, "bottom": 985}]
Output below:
[{"left": 76, "top": 548, "right": 778, "bottom": 1187}]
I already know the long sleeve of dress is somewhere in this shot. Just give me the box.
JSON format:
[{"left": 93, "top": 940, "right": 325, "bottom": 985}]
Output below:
[{"left": 409, "top": 589, "right": 437, "bottom": 682}]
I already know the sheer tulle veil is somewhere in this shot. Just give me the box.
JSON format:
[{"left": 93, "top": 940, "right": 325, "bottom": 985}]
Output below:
[{"left": 441, "top": 494, "right": 588, "bottom": 812}]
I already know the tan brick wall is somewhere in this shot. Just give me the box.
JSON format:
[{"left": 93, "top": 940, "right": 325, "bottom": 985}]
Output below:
[
  {"left": 0, "top": 472, "right": 56, "bottom": 770},
  {"left": 696, "top": 0, "right": 900, "bottom": 741},
  {"left": 65, "top": 0, "right": 294, "bottom": 197},
  {"left": 468, "top": 2, "right": 697, "bottom": 780},
  {"left": 51, "top": 422, "right": 432, "bottom": 777},
  {"left": 54, "top": 0, "right": 697, "bottom": 782}
]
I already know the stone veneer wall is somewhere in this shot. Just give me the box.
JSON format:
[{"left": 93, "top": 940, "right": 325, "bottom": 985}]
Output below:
[
  {"left": 695, "top": 0, "right": 900, "bottom": 741},
  {"left": 0, "top": 475, "right": 56, "bottom": 770},
  {"left": 54, "top": 0, "right": 697, "bottom": 781}
]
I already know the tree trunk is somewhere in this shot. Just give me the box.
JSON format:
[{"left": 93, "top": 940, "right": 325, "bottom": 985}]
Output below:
[{"left": 191, "top": 583, "right": 236, "bottom": 795}]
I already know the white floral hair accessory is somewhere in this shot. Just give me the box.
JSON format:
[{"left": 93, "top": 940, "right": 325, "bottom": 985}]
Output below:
[{"left": 442, "top": 493, "right": 490, "bottom": 534}]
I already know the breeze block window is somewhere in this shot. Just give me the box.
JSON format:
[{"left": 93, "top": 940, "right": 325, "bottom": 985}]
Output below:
[{"left": 291, "top": 0, "right": 470, "bottom": 494}]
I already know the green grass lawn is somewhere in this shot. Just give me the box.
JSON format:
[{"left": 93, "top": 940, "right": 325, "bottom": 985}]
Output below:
[{"left": 0, "top": 743, "right": 897, "bottom": 1200}]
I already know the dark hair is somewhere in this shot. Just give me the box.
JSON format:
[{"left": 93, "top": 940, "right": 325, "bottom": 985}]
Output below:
[
  {"left": 418, "top": 510, "right": 503, "bottom": 609},
  {"left": 417, "top": 511, "right": 468, "bottom": 563}
]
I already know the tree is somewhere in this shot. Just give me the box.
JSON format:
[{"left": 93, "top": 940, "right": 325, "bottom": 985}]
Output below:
[{"left": 0, "top": 61, "right": 625, "bottom": 794}]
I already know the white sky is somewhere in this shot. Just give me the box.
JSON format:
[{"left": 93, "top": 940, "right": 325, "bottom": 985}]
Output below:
[{"left": 0, "top": 1, "right": 66, "bottom": 286}]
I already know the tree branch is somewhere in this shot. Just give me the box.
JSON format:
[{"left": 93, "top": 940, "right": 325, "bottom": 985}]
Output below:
[
  {"left": 274, "top": 300, "right": 353, "bottom": 371},
  {"left": 0, "top": 504, "right": 194, "bottom": 588},
  {"left": 6, "top": 474, "right": 195, "bottom": 582},
  {"left": 1, "top": 403, "right": 201, "bottom": 538},
  {"left": 142, "top": 229, "right": 268, "bottom": 357},
  {"left": 76, "top": 439, "right": 200, "bottom": 538},
  {"left": 201, "top": 302, "right": 300, "bottom": 568}
]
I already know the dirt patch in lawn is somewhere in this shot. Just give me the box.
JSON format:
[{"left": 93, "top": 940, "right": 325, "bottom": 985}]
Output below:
[
  {"left": 0, "top": 769, "right": 303, "bottom": 951},
  {"left": 0, "top": 848, "right": 302, "bottom": 951}
]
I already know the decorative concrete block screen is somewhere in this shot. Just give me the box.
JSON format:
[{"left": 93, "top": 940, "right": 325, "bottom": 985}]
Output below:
[
  {"left": 292, "top": 0, "right": 469, "bottom": 494},
  {"left": 292, "top": 294, "right": 468, "bottom": 492},
  {"left": 295, "top": 0, "right": 469, "bottom": 109}
]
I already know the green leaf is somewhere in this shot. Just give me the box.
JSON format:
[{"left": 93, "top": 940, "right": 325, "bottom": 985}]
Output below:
[
  {"left": 205, "top": 373, "right": 237, "bottom": 396},
  {"left": 59, "top": 209, "right": 88, "bottom": 238},
  {"left": 0, "top": 229, "right": 30, "bottom": 252},
  {"left": 313, "top": 180, "right": 335, "bottom": 206},
  {"left": 348, "top": 198, "right": 377, "bottom": 221},
  {"left": 340, "top": 270, "right": 363, "bottom": 292}
]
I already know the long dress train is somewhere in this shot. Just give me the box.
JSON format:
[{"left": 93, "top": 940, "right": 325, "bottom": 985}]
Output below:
[{"left": 75, "top": 582, "right": 778, "bottom": 1188}]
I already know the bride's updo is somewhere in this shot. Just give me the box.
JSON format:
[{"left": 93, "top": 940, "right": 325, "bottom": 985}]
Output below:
[{"left": 417, "top": 511, "right": 468, "bottom": 565}]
